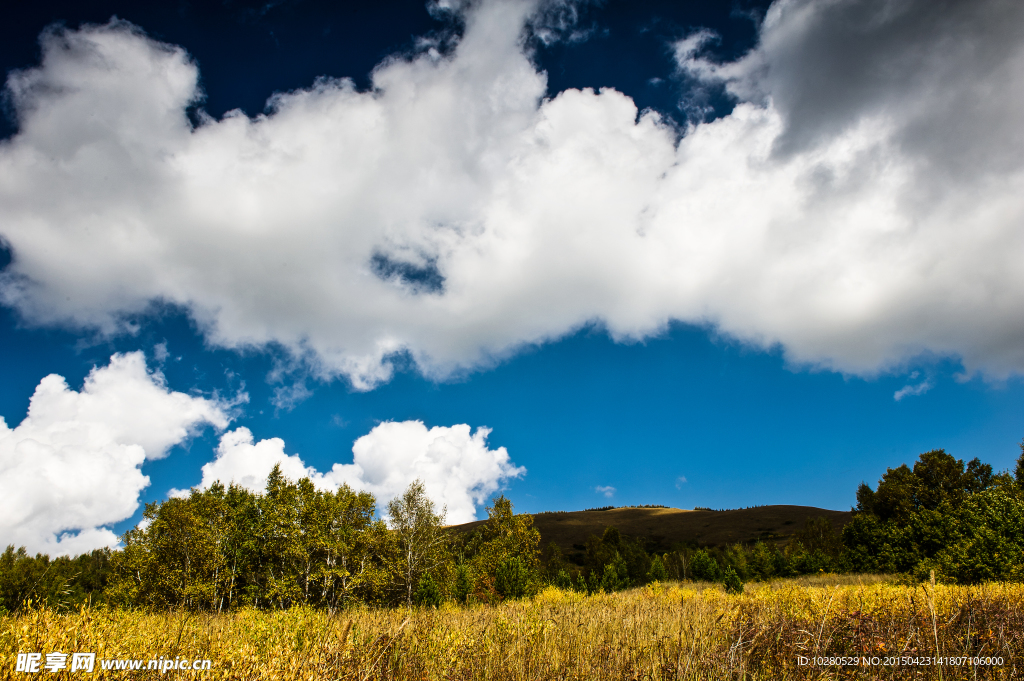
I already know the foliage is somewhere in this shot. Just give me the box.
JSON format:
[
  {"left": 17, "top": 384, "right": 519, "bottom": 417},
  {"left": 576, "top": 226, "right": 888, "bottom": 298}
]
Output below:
[
  {"left": 452, "top": 562, "right": 473, "bottom": 604},
  {"left": 0, "top": 546, "right": 110, "bottom": 613},
  {"left": 459, "top": 495, "right": 542, "bottom": 601},
  {"left": 599, "top": 553, "right": 629, "bottom": 593},
  {"left": 649, "top": 555, "right": 668, "bottom": 582},
  {"left": 844, "top": 447, "right": 1024, "bottom": 583},
  {"left": 930, "top": 488, "right": 1024, "bottom": 583},
  {"left": 689, "top": 549, "right": 720, "bottom": 581},
  {"left": 413, "top": 573, "right": 443, "bottom": 607},
  {"left": 855, "top": 449, "right": 993, "bottom": 523},
  {"left": 387, "top": 479, "right": 449, "bottom": 607},
  {"left": 11, "top": 438, "right": 1024, "bottom": 613},
  {"left": 494, "top": 557, "right": 531, "bottom": 600},
  {"left": 108, "top": 469, "right": 392, "bottom": 610},
  {"left": 721, "top": 566, "right": 744, "bottom": 594}
]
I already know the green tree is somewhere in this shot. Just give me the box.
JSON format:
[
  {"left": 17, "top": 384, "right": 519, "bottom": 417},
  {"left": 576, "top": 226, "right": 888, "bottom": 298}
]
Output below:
[
  {"left": 0, "top": 546, "right": 112, "bottom": 612},
  {"left": 599, "top": 553, "right": 629, "bottom": 592},
  {"left": 722, "top": 566, "right": 744, "bottom": 594},
  {"left": 931, "top": 489, "right": 1024, "bottom": 583},
  {"left": 575, "top": 572, "right": 588, "bottom": 594},
  {"left": 414, "top": 572, "right": 443, "bottom": 607},
  {"left": 387, "top": 480, "right": 448, "bottom": 607},
  {"left": 859, "top": 450, "right": 993, "bottom": 523},
  {"left": 844, "top": 446, "right": 1023, "bottom": 583},
  {"left": 495, "top": 556, "right": 531, "bottom": 599},
  {"left": 109, "top": 468, "right": 393, "bottom": 611},
  {"left": 466, "top": 495, "right": 541, "bottom": 599},
  {"left": 1015, "top": 440, "right": 1024, "bottom": 489},
  {"left": 649, "top": 555, "right": 668, "bottom": 582},
  {"left": 452, "top": 562, "right": 473, "bottom": 603},
  {"left": 109, "top": 486, "right": 230, "bottom": 610},
  {"left": 689, "top": 549, "right": 720, "bottom": 581}
]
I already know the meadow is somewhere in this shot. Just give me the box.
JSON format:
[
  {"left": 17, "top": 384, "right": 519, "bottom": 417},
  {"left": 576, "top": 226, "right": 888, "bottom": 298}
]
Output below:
[{"left": 3, "top": 575, "right": 1022, "bottom": 680}]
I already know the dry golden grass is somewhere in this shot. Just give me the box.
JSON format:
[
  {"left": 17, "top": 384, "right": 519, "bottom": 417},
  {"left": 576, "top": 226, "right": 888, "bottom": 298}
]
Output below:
[{"left": 3, "top": 577, "right": 1022, "bottom": 680}]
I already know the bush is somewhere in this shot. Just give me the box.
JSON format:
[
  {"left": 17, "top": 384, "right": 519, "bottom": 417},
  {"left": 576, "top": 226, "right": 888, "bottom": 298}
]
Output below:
[
  {"left": 600, "top": 554, "right": 629, "bottom": 593},
  {"left": 722, "top": 566, "right": 744, "bottom": 594},
  {"left": 649, "top": 555, "right": 668, "bottom": 582},
  {"left": 689, "top": 549, "right": 720, "bottom": 581},
  {"left": 414, "top": 573, "right": 442, "bottom": 607},
  {"left": 495, "top": 557, "right": 530, "bottom": 600},
  {"left": 932, "top": 489, "right": 1024, "bottom": 583},
  {"left": 453, "top": 563, "right": 473, "bottom": 604},
  {"left": 575, "top": 572, "right": 589, "bottom": 594},
  {"left": 554, "top": 569, "right": 573, "bottom": 589}
]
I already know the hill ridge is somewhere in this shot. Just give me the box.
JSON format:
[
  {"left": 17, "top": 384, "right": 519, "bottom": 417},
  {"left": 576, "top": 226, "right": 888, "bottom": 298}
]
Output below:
[{"left": 451, "top": 504, "right": 852, "bottom": 554}]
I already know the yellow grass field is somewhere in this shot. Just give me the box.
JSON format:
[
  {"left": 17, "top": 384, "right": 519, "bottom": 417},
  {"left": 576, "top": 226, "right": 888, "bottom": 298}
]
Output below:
[{"left": 3, "top": 576, "right": 1022, "bottom": 680}]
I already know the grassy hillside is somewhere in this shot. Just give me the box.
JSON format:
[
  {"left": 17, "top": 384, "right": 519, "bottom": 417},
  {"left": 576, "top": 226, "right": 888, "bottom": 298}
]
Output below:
[{"left": 452, "top": 505, "right": 852, "bottom": 552}]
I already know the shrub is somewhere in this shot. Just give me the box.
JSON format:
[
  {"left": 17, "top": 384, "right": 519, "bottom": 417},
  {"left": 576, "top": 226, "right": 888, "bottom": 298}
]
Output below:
[
  {"left": 575, "top": 572, "right": 589, "bottom": 594},
  {"left": 721, "top": 566, "right": 744, "bottom": 594},
  {"left": 453, "top": 563, "right": 473, "bottom": 604},
  {"left": 649, "top": 555, "right": 668, "bottom": 582},
  {"left": 599, "top": 554, "right": 629, "bottom": 593},
  {"left": 932, "top": 489, "right": 1024, "bottom": 583},
  {"left": 495, "top": 557, "right": 530, "bottom": 600},
  {"left": 689, "top": 549, "right": 720, "bottom": 581},
  {"left": 414, "top": 573, "right": 442, "bottom": 607}
]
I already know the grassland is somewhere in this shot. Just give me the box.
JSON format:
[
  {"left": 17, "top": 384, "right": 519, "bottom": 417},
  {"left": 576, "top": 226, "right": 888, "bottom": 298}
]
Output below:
[{"left": 3, "top": 575, "right": 1022, "bottom": 680}]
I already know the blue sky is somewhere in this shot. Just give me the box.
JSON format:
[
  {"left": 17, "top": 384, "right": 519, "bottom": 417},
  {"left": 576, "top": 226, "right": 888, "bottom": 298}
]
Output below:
[{"left": 2, "top": 0, "right": 1024, "bottom": 555}]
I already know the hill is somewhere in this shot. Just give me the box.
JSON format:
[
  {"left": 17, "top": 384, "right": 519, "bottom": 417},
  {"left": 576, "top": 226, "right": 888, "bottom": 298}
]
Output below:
[{"left": 451, "top": 505, "right": 852, "bottom": 554}]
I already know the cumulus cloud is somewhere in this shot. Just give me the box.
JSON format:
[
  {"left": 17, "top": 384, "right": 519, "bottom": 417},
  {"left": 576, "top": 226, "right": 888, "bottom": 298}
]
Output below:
[
  {"left": 0, "top": 352, "right": 230, "bottom": 555},
  {"left": 595, "top": 485, "right": 616, "bottom": 498},
  {"left": 191, "top": 420, "right": 523, "bottom": 524},
  {"left": 2, "top": 0, "right": 1024, "bottom": 387},
  {"left": 184, "top": 426, "right": 318, "bottom": 496}
]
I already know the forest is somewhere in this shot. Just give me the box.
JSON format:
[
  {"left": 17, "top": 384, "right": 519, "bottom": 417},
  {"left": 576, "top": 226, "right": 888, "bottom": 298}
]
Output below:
[{"left": 3, "top": 445, "right": 1024, "bottom": 614}]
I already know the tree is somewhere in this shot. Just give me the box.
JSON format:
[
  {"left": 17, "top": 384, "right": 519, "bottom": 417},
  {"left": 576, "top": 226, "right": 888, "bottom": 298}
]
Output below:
[
  {"left": 1016, "top": 440, "right": 1024, "bottom": 489},
  {"left": 466, "top": 495, "right": 541, "bottom": 600},
  {"left": 599, "top": 553, "right": 629, "bottom": 592},
  {"left": 453, "top": 562, "right": 474, "bottom": 603},
  {"left": 689, "top": 549, "right": 720, "bottom": 581},
  {"left": 0, "top": 546, "right": 112, "bottom": 612},
  {"left": 860, "top": 450, "right": 994, "bottom": 523},
  {"left": 931, "top": 489, "right": 1024, "bottom": 583},
  {"left": 495, "top": 557, "right": 531, "bottom": 599},
  {"left": 722, "top": 566, "right": 744, "bottom": 594},
  {"left": 844, "top": 447, "right": 1024, "bottom": 582},
  {"left": 109, "top": 468, "right": 394, "bottom": 611},
  {"left": 414, "top": 573, "right": 443, "bottom": 607},
  {"left": 649, "top": 555, "right": 668, "bottom": 582},
  {"left": 387, "top": 480, "right": 448, "bottom": 607}
]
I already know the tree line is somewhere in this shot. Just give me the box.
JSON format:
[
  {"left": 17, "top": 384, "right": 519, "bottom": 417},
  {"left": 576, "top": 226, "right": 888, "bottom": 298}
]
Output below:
[
  {"left": 4, "top": 444, "right": 1024, "bottom": 613},
  {"left": 1, "top": 468, "right": 542, "bottom": 613}
]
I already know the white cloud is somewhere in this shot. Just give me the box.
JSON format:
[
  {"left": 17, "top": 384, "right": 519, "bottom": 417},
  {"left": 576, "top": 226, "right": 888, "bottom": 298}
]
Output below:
[
  {"left": 2, "top": 0, "right": 1024, "bottom": 387},
  {"left": 894, "top": 379, "right": 933, "bottom": 401},
  {"left": 675, "top": 476, "right": 687, "bottom": 489},
  {"left": 595, "top": 485, "right": 616, "bottom": 498},
  {"left": 269, "top": 381, "right": 312, "bottom": 412},
  {"left": 0, "top": 352, "right": 230, "bottom": 555},
  {"left": 190, "top": 426, "right": 318, "bottom": 495},
  {"left": 192, "top": 420, "right": 523, "bottom": 524},
  {"left": 152, "top": 341, "right": 169, "bottom": 364}
]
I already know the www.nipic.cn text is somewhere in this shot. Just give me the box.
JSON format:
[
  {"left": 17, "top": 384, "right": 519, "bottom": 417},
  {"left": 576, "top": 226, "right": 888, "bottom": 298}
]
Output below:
[{"left": 15, "top": 652, "right": 212, "bottom": 674}]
